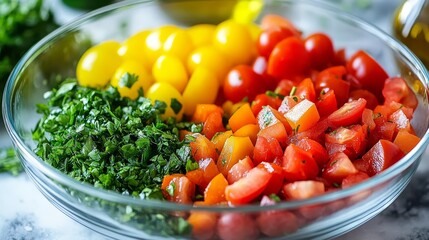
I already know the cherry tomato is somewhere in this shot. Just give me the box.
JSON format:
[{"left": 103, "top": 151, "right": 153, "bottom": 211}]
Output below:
[
  {"left": 118, "top": 30, "right": 151, "bottom": 71},
  {"left": 295, "top": 77, "right": 316, "bottom": 102},
  {"left": 223, "top": 64, "right": 265, "bottom": 103},
  {"left": 152, "top": 54, "right": 188, "bottom": 93},
  {"left": 327, "top": 98, "right": 367, "bottom": 128},
  {"left": 146, "top": 82, "right": 185, "bottom": 120},
  {"left": 163, "top": 28, "right": 194, "bottom": 64},
  {"left": 316, "top": 89, "right": 338, "bottom": 117},
  {"left": 250, "top": 93, "right": 282, "bottom": 116},
  {"left": 257, "top": 27, "right": 294, "bottom": 59},
  {"left": 315, "top": 66, "right": 350, "bottom": 106},
  {"left": 296, "top": 138, "right": 329, "bottom": 168},
  {"left": 267, "top": 36, "right": 310, "bottom": 80},
  {"left": 304, "top": 32, "right": 335, "bottom": 70},
  {"left": 346, "top": 50, "right": 389, "bottom": 101},
  {"left": 260, "top": 14, "right": 301, "bottom": 37},
  {"left": 187, "top": 24, "right": 216, "bottom": 48}
]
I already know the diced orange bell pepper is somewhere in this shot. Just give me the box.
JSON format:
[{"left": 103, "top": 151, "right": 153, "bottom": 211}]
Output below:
[
  {"left": 234, "top": 124, "right": 260, "bottom": 145},
  {"left": 217, "top": 136, "right": 254, "bottom": 176},
  {"left": 211, "top": 130, "right": 233, "bottom": 153},
  {"left": 192, "top": 104, "right": 224, "bottom": 123},
  {"left": 285, "top": 99, "right": 320, "bottom": 133},
  {"left": 393, "top": 130, "right": 420, "bottom": 154},
  {"left": 228, "top": 103, "right": 257, "bottom": 132},
  {"left": 204, "top": 173, "right": 228, "bottom": 204}
]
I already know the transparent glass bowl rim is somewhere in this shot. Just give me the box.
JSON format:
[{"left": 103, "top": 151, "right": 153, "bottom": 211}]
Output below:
[{"left": 3, "top": 0, "right": 429, "bottom": 212}]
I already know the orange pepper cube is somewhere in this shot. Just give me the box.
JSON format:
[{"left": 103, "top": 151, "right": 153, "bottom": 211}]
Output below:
[{"left": 285, "top": 99, "right": 320, "bottom": 133}]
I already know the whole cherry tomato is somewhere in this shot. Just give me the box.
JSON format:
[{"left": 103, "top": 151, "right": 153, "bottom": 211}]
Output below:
[
  {"left": 267, "top": 36, "right": 310, "bottom": 81},
  {"left": 304, "top": 32, "right": 335, "bottom": 70},
  {"left": 257, "top": 27, "right": 294, "bottom": 59},
  {"left": 223, "top": 65, "right": 265, "bottom": 103},
  {"left": 346, "top": 50, "right": 388, "bottom": 102}
]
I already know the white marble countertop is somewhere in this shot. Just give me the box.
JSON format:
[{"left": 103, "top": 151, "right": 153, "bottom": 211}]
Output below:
[{"left": 2, "top": 0, "right": 429, "bottom": 239}]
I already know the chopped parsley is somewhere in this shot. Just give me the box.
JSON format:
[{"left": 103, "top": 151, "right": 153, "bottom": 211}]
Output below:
[
  {"left": 0, "top": 147, "right": 23, "bottom": 175},
  {"left": 32, "top": 78, "right": 193, "bottom": 199},
  {"left": 118, "top": 72, "right": 139, "bottom": 88}
]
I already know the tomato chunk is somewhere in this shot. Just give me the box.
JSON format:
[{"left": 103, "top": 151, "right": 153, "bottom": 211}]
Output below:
[
  {"left": 282, "top": 144, "right": 319, "bottom": 181},
  {"left": 327, "top": 98, "right": 367, "bottom": 128},
  {"left": 225, "top": 166, "right": 272, "bottom": 205},
  {"left": 362, "top": 139, "right": 405, "bottom": 176}
]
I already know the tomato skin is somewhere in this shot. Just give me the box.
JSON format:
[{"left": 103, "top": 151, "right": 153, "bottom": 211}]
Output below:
[
  {"left": 362, "top": 139, "right": 405, "bottom": 176},
  {"left": 217, "top": 213, "right": 260, "bottom": 240},
  {"left": 257, "top": 27, "right": 294, "bottom": 59},
  {"left": 223, "top": 65, "right": 265, "bottom": 103},
  {"left": 346, "top": 50, "right": 389, "bottom": 101},
  {"left": 267, "top": 36, "right": 310, "bottom": 80},
  {"left": 325, "top": 125, "right": 367, "bottom": 160},
  {"left": 304, "top": 32, "right": 335, "bottom": 70},
  {"left": 258, "top": 162, "right": 285, "bottom": 195},
  {"left": 282, "top": 144, "right": 319, "bottom": 181},
  {"left": 382, "top": 77, "right": 418, "bottom": 110},
  {"left": 225, "top": 166, "right": 272, "bottom": 205},
  {"left": 327, "top": 98, "right": 367, "bottom": 128}
]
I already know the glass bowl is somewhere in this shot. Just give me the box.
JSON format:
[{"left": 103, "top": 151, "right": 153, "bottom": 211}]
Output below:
[{"left": 3, "top": 0, "right": 429, "bottom": 239}]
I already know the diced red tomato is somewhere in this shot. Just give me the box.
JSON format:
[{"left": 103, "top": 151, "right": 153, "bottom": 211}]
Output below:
[
  {"left": 325, "top": 125, "right": 367, "bottom": 160},
  {"left": 341, "top": 171, "right": 370, "bottom": 188},
  {"left": 382, "top": 77, "right": 418, "bottom": 110},
  {"left": 368, "top": 120, "right": 396, "bottom": 148},
  {"left": 316, "top": 89, "right": 338, "bottom": 117},
  {"left": 225, "top": 166, "right": 272, "bottom": 205},
  {"left": 278, "top": 95, "right": 300, "bottom": 114},
  {"left": 362, "top": 139, "right": 405, "bottom": 176},
  {"left": 349, "top": 89, "right": 379, "bottom": 110},
  {"left": 202, "top": 111, "right": 225, "bottom": 140},
  {"left": 362, "top": 108, "right": 376, "bottom": 131},
  {"left": 282, "top": 144, "right": 319, "bottom": 181},
  {"left": 251, "top": 93, "right": 282, "bottom": 116},
  {"left": 322, "top": 152, "right": 358, "bottom": 183},
  {"left": 288, "top": 118, "right": 329, "bottom": 144},
  {"left": 253, "top": 135, "right": 283, "bottom": 165},
  {"left": 282, "top": 180, "right": 325, "bottom": 200},
  {"left": 389, "top": 109, "right": 411, "bottom": 133},
  {"left": 258, "top": 162, "right": 285, "bottom": 195},
  {"left": 227, "top": 156, "right": 254, "bottom": 184},
  {"left": 275, "top": 79, "right": 295, "bottom": 97},
  {"left": 198, "top": 158, "right": 220, "bottom": 188},
  {"left": 327, "top": 98, "right": 367, "bottom": 128},
  {"left": 161, "top": 174, "right": 195, "bottom": 204},
  {"left": 296, "top": 138, "right": 329, "bottom": 168},
  {"left": 295, "top": 77, "right": 316, "bottom": 102},
  {"left": 258, "top": 121, "right": 288, "bottom": 147}
]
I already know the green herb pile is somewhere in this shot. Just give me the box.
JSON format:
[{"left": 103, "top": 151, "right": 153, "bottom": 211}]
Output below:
[
  {"left": 32, "top": 79, "right": 199, "bottom": 200},
  {"left": 0, "top": 0, "right": 58, "bottom": 85}
]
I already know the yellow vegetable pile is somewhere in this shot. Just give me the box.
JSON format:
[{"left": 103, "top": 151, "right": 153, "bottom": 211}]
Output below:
[{"left": 76, "top": 19, "right": 261, "bottom": 121}]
